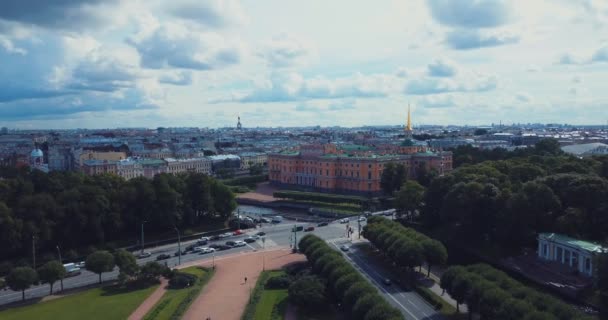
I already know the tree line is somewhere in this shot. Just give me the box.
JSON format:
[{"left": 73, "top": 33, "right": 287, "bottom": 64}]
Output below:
[
  {"left": 0, "top": 167, "right": 237, "bottom": 266},
  {"left": 298, "top": 234, "right": 404, "bottom": 320},
  {"left": 362, "top": 216, "right": 447, "bottom": 277},
  {"left": 440, "top": 263, "right": 592, "bottom": 320}
]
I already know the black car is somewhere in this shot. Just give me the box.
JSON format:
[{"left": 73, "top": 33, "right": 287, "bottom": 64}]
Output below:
[
  {"left": 156, "top": 253, "right": 171, "bottom": 261},
  {"left": 197, "top": 239, "right": 208, "bottom": 246},
  {"left": 209, "top": 243, "right": 221, "bottom": 249},
  {"left": 243, "top": 237, "right": 256, "bottom": 243},
  {"left": 225, "top": 240, "right": 236, "bottom": 247},
  {"left": 383, "top": 278, "right": 392, "bottom": 286},
  {"left": 185, "top": 244, "right": 196, "bottom": 252},
  {"left": 174, "top": 250, "right": 187, "bottom": 257},
  {"left": 216, "top": 244, "right": 232, "bottom": 251},
  {"left": 210, "top": 235, "right": 221, "bottom": 241},
  {"left": 256, "top": 231, "right": 266, "bottom": 236},
  {"left": 317, "top": 222, "right": 328, "bottom": 227}
]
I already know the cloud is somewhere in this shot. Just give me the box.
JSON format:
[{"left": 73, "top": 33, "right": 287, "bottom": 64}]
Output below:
[
  {"left": 418, "top": 94, "right": 455, "bottom": 108},
  {"left": 426, "top": 0, "right": 512, "bottom": 28},
  {"left": 427, "top": 59, "right": 457, "bottom": 77},
  {"left": 395, "top": 67, "right": 408, "bottom": 78},
  {"left": 167, "top": 0, "right": 247, "bottom": 28},
  {"left": 515, "top": 92, "right": 532, "bottom": 102},
  {"left": 68, "top": 53, "right": 140, "bottom": 92},
  {"left": 558, "top": 47, "right": 608, "bottom": 65},
  {"left": 0, "top": 36, "right": 26, "bottom": 55},
  {"left": 159, "top": 71, "right": 193, "bottom": 86},
  {"left": 557, "top": 53, "right": 583, "bottom": 65},
  {"left": 259, "top": 34, "right": 314, "bottom": 68},
  {"left": 405, "top": 76, "right": 497, "bottom": 95},
  {"left": 0, "top": 0, "right": 119, "bottom": 30},
  {"left": 234, "top": 72, "right": 396, "bottom": 103},
  {"left": 295, "top": 104, "right": 320, "bottom": 112},
  {"left": 591, "top": 46, "right": 608, "bottom": 62},
  {"left": 127, "top": 24, "right": 243, "bottom": 70},
  {"left": 445, "top": 30, "right": 519, "bottom": 50}
]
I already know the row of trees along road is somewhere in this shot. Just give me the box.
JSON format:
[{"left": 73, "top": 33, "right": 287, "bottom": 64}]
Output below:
[
  {"left": 299, "top": 234, "right": 404, "bottom": 320},
  {"left": 0, "top": 168, "right": 237, "bottom": 267},
  {"left": 3, "top": 249, "right": 167, "bottom": 301},
  {"left": 362, "top": 216, "right": 447, "bottom": 278},
  {"left": 440, "top": 264, "right": 592, "bottom": 320}
]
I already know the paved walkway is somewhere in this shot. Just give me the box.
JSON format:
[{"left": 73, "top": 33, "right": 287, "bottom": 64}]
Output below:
[
  {"left": 182, "top": 248, "right": 306, "bottom": 320},
  {"left": 128, "top": 278, "right": 169, "bottom": 320}
]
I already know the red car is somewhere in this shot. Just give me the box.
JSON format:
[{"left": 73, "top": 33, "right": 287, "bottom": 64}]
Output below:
[
  {"left": 233, "top": 229, "right": 244, "bottom": 235},
  {"left": 304, "top": 226, "right": 315, "bottom": 232}
]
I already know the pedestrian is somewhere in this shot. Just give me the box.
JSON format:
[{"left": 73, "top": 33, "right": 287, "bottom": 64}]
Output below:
[{"left": 244, "top": 276, "right": 248, "bottom": 283}]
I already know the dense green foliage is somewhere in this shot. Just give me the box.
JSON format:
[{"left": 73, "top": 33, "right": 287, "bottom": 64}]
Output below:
[
  {"left": 441, "top": 263, "right": 591, "bottom": 320},
  {"left": 273, "top": 190, "right": 367, "bottom": 205},
  {"left": 422, "top": 139, "right": 608, "bottom": 249},
  {"left": 0, "top": 168, "right": 236, "bottom": 264},
  {"left": 37, "top": 260, "right": 66, "bottom": 294},
  {"left": 85, "top": 250, "right": 115, "bottom": 284},
  {"left": 298, "top": 234, "right": 403, "bottom": 320},
  {"left": 363, "top": 216, "right": 447, "bottom": 277},
  {"left": 394, "top": 180, "right": 425, "bottom": 219},
  {"left": 380, "top": 163, "right": 408, "bottom": 195},
  {"left": 5, "top": 266, "right": 38, "bottom": 301},
  {"left": 222, "top": 174, "right": 268, "bottom": 187},
  {"left": 288, "top": 276, "right": 326, "bottom": 308}
]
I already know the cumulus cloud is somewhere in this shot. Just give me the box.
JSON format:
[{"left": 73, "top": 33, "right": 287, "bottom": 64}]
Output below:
[
  {"left": 426, "top": 0, "right": 512, "bottom": 28},
  {"left": 418, "top": 94, "right": 455, "bottom": 108},
  {"left": 427, "top": 59, "right": 457, "bottom": 77},
  {"left": 68, "top": 53, "right": 140, "bottom": 92},
  {"left": 591, "top": 46, "right": 608, "bottom": 62},
  {"left": 0, "top": 36, "right": 26, "bottom": 55},
  {"left": 0, "top": 0, "right": 120, "bottom": 30},
  {"left": 167, "top": 0, "right": 247, "bottom": 28},
  {"left": 405, "top": 76, "right": 497, "bottom": 95},
  {"left": 159, "top": 71, "right": 193, "bottom": 86},
  {"left": 259, "top": 34, "right": 314, "bottom": 68},
  {"left": 127, "top": 24, "right": 243, "bottom": 70},
  {"left": 445, "top": 30, "right": 519, "bottom": 50},
  {"left": 515, "top": 92, "right": 532, "bottom": 103},
  {"left": 558, "top": 47, "right": 608, "bottom": 65},
  {"left": 233, "top": 72, "right": 398, "bottom": 103}
]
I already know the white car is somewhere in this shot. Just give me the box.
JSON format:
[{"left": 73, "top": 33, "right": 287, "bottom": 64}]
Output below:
[
  {"left": 138, "top": 251, "right": 152, "bottom": 258},
  {"left": 249, "top": 235, "right": 260, "bottom": 240},
  {"left": 219, "top": 232, "right": 232, "bottom": 238},
  {"left": 358, "top": 216, "right": 367, "bottom": 222},
  {"left": 200, "top": 247, "right": 215, "bottom": 254},
  {"left": 199, "top": 236, "right": 210, "bottom": 242},
  {"left": 339, "top": 218, "right": 350, "bottom": 223},
  {"left": 192, "top": 246, "right": 205, "bottom": 252},
  {"left": 340, "top": 245, "right": 350, "bottom": 252},
  {"left": 75, "top": 261, "right": 86, "bottom": 268},
  {"left": 233, "top": 240, "right": 247, "bottom": 247}
]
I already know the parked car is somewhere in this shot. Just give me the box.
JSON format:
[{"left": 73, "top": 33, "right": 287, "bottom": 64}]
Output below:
[
  {"left": 219, "top": 232, "right": 232, "bottom": 238},
  {"left": 317, "top": 222, "right": 328, "bottom": 227},
  {"left": 339, "top": 218, "right": 350, "bottom": 224},
  {"left": 199, "top": 236, "right": 210, "bottom": 242},
  {"left": 304, "top": 226, "right": 315, "bottom": 232},
  {"left": 156, "top": 253, "right": 171, "bottom": 261},
  {"left": 256, "top": 231, "right": 266, "bottom": 236},
  {"left": 292, "top": 225, "right": 304, "bottom": 232},
  {"left": 234, "top": 240, "right": 247, "bottom": 247},
  {"left": 358, "top": 216, "right": 367, "bottom": 222},
  {"left": 260, "top": 217, "right": 271, "bottom": 223},
  {"left": 209, "top": 244, "right": 221, "bottom": 249},
  {"left": 196, "top": 239, "right": 208, "bottom": 245},
  {"left": 226, "top": 240, "right": 236, "bottom": 246},
  {"left": 192, "top": 246, "right": 205, "bottom": 252},
  {"left": 210, "top": 235, "right": 221, "bottom": 241},
  {"left": 244, "top": 237, "right": 256, "bottom": 243},
  {"left": 340, "top": 245, "right": 350, "bottom": 252},
  {"left": 75, "top": 261, "right": 86, "bottom": 268},
  {"left": 200, "top": 247, "right": 215, "bottom": 254},
  {"left": 216, "top": 244, "right": 232, "bottom": 251},
  {"left": 233, "top": 229, "right": 244, "bottom": 235},
  {"left": 138, "top": 251, "right": 152, "bottom": 258}
]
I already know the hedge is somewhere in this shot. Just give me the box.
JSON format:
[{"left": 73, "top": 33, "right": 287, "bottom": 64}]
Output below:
[
  {"left": 241, "top": 271, "right": 273, "bottom": 320},
  {"left": 223, "top": 174, "right": 268, "bottom": 186},
  {"left": 273, "top": 190, "right": 368, "bottom": 205}
]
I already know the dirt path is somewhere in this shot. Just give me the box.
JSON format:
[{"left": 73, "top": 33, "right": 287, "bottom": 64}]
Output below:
[
  {"left": 182, "top": 248, "right": 305, "bottom": 320},
  {"left": 127, "top": 278, "right": 168, "bottom": 320}
]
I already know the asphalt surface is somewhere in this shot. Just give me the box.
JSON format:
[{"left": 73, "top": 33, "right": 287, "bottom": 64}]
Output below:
[
  {"left": 0, "top": 217, "right": 350, "bottom": 306},
  {"left": 330, "top": 239, "right": 444, "bottom": 320}
]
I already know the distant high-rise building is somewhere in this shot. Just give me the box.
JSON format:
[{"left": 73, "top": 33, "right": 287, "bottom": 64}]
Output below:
[{"left": 237, "top": 116, "right": 242, "bottom": 130}]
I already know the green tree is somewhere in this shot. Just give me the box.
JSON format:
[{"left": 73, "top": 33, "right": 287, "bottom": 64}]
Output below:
[
  {"left": 534, "top": 138, "right": 562, "bottom": 155},
  {"left": 380, "top": 163, "right": 396, "bottom": 195},
  {"left": 85, "top": 251, "right": 115, "bottom": 284},
  {"left": 139, "top": 262, "right": 166, "bottom": 283},
  {"left": 343, "top": 281, "right": 375, "bottom": 307},
  {"left": 6, "top": 266, "right": 38, "bottom": 301},
  {"left": 352, "top": 293, "right": 382, "bottom": 320},
  {"left": 394, "top": 180, "right": 425, "bottom": 220},
  {"left": 422, "top": 239, "right": 447, "bottom": 277},
  {"left": 114, "top": 249, "right": 139, "bottom": 282},
  {"left": 288, "top": 276, "right": 326, "bottom": 309},
  {"left": 364, "top": 303, "right": 402, "bottom": 320},
  {"left": 38, "top": 260, "right": 66, "bottom": 294}
]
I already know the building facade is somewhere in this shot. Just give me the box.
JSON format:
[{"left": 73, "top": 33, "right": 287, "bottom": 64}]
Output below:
[
  {"left": 537, "top": 233, "right": 606, "bottom": 277},
  {"left": 165, "top": 157, "right": 212, "bottom": 175}
]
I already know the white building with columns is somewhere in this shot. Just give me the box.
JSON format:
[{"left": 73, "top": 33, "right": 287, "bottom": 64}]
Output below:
[{"left": 537, "top": 233, "right": 606, "bottom": 277}]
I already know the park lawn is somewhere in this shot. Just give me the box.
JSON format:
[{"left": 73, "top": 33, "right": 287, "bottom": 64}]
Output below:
[
  {"left": 143, "top": 266, "right": 212, "bottom": 320},
  {"left": 253, "top": 289, "right": 288, "bottom": 320},
  {"left": 0, "top": 284, "right": 157, "bottom": 320}
]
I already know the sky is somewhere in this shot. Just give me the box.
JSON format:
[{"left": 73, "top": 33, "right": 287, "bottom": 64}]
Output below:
[{"left": 0, "top": 0, "right": 607, "bottom": 129}]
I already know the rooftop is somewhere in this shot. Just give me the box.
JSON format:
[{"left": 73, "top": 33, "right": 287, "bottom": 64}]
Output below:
[{"left": 539, "top": 233, "right": 606, "bottom": 253}]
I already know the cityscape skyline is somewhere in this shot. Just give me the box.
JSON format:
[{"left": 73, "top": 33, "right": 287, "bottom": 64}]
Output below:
[{"left": 1, "top": 0, "right": 607, "bottom": 129}]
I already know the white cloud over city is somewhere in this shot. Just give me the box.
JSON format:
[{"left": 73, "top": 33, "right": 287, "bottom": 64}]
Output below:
[{"left": 0, "top": 0, "right": 607, "bottom": 128}]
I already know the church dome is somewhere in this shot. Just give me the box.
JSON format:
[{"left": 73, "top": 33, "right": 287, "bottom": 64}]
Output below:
[{"left": 31, "top": 149, "right": 43, "bottom": 158}]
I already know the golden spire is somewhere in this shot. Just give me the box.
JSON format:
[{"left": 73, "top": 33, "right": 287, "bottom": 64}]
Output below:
[{"left": 406, "top": 104, "right": 412, "bottom": 131}]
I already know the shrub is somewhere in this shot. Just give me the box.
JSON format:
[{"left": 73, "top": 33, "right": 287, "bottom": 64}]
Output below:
[
  {"left": 288, "top": 276, "right": 326, "bottom": 309},
  {"left": 343, "top": 281, "right": 375, "bottom": 307},
  {"left": 265, "top": 275, "right": 292, "bottom": 289},
  {"left": 169, "top": 272, "right": 197, "bottom": 289},
  {"left": 352, "top": 293, "right": 382, "bottom": 320}
]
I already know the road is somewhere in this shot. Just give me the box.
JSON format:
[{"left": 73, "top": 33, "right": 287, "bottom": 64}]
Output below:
[
  {"left": 330, "top": 239, "right": 444, "bottom": 320},
  {"left": 0, "top": 217, "right": 351, "bottom": 306}
]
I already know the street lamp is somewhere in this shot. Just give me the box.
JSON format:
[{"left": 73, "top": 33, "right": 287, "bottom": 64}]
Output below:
[
  {"left": 141, "top": 221, "right": 148, "bottom": 255},
  {"left": 262, "top": 237, "right": 266, "bottom": 271},
  {"left": 56, "top": 245, "right": 64, "bottom": 291},
  {"left": 174, "top": 226, "right": 181, "bottom": 266}
]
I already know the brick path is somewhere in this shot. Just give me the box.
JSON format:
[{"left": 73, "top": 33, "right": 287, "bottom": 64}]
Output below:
[
  {"left": 183, "top": 248, "right": 305, "bottom": 320},
  {"left": 127, "top": 278, "right": 168, "bottom": 320}
]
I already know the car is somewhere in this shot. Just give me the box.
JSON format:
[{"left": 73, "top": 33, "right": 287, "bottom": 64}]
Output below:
[
  {"left": 226, "top": 240, "right": 236, "bottom": 246},
  {"left": 304, "top": 226, "right": 315, "bottom": 232},
  {"left": 200, "top": 247, "right": 215, "bottom": 254},
  {"left": 199, "top": 236, "right": 210, "bottom": 242},
  {"left": 340, "top": 245, "right": 350, "bottom": 252},
  {"left": 234, "top": 240, "right": 247, "bottom": 247},
  {"left": 138, "top": 251, "right": 152, "bottom": 258},
  {"left": 174, "top": 250, "right": 187, "bottom": 256},
  {"left": 339, "top": 218, "right": 350, "bottom": 224},
  {"left": 209, "top": 243, "right": 221, "bottom": 249},
  {"left": 317, "top": 222, "right": 328, "bottom": 227},
  {"left": 233, "top": 229, "right": 244, "bottom": 235},
  {"left": 383, "top": 278, "right": 392, "bottom": 286},
  {"left": 219, "top": 232, "right": 232, "bottom": 238},
  {"left": 192, "top": 246, "right": 206, "bottom": 252},
  {"left": 249, "top": 235, "right": 260, "bottom": 240},
  {"left": 216, "top": 244, "right": 232, "bottom": 250},
  {"left": 358, "top": 216, "right": 367, "bottom": 222},
  {"left": 185, "top": 244, "right": 196, "bottom": 251},
  {"left": 292, "top": 225, "right": 304, "bottom": 232},
  {"left": 156, "top": 253, "right": 171, "bottom": 261},
  {"left": 256, "top": 231, "right": 266, "bottom": 236},
  {"left": 260, "top": 217, "right": 271, "bottom": 223},
  {"left": 196, "top": 239, "right": 208, "bottom": 245},
  {"left": 244, "top": 237, "right": 256, "bottom": 243},
  {"left": 210, "top": 235, "right": 221, "bottom": 241},
  {"left": 75, "top": 261, "right": 86, "bottom": 268}
]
